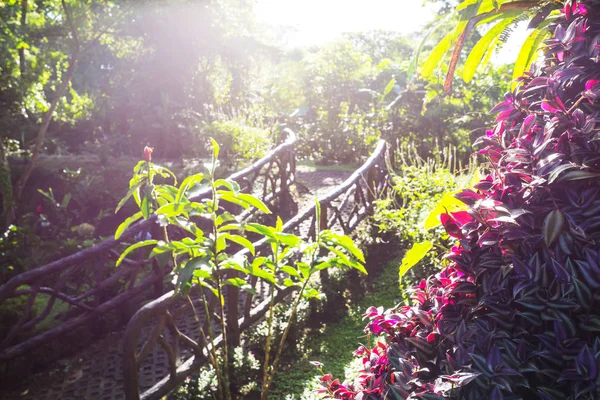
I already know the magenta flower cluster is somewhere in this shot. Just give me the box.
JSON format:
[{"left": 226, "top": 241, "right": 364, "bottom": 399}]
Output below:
[{"left": 318, "top": 1, "right": 600, "bottom": 399}]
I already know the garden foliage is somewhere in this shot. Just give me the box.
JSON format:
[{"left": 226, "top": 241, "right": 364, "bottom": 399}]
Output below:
[
  {"left": 116, "top": 140, "right": 366, "bottom": 399},
  {"left": 319, "top": 1, "right": 600, "bottom": 398}
]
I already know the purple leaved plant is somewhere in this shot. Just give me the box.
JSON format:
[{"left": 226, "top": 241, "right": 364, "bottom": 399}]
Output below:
[{"left": 318, "top": 1, "right": 600, "bottom": 398}]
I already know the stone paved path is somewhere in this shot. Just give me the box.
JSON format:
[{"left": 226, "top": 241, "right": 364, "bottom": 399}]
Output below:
[{"left": 3, "top": 168, "right": 353, "bottom": 400}]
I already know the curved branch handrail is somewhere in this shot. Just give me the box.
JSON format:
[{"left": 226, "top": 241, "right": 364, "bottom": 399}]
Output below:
[{"left": 0, "top": 130, "right": 296, "bottom": 363}]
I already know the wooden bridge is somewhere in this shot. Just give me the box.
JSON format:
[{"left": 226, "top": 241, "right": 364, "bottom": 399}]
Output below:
[{"left": 0, "top": 131, "right": 390, "bottom": 400}]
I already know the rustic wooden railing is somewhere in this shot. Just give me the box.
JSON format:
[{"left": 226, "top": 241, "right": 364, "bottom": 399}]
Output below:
[
  {"left": 0, "top": 130, "right": 296, "bottom": 367},
  {"left": 123, "top": 139, "right": 389, "bottom": 400}
]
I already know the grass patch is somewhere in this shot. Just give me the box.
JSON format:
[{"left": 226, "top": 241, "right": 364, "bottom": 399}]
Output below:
[
  {"left": 296, "top": 161, "right": 359, "bottom": 173},
  {"left": 269, "top": 258, "right": 405, "bottom": 399}
]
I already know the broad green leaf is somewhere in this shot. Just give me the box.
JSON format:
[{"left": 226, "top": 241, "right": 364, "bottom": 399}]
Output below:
[
  {"left": 224, "top": 278, "right": 257, "bottom": 295},
  {"left": 273, "top": 232, "right": 302, "bottom": 247},
  {"left": 177, "top": 173, "right": 204, "bottom": 203},
  {"left": 61, "top": 193, "right": 71, "bottom": 209},
  {"left": 383, "top": 78, "right": 395, "bottom": 97},
  {"left": 176, "top": 259, "right": 198, "bottom": 294},
  {"left": 225, "top": 277, "right": 246, "bottom": 287},
  {"left": 115, "top": 180, "right": 145, "bottom": 213},
  {"left": 188, "top": 257, "right": 213, "bottom": 280},
  {"left": 248, "top": 262, "right": 277, "bottom": 285},
  {"left": 421, "top": 24, "right": 464, "bottom": 79},
  {"left": 236, "top": 193, "right": 271, "bottom": 214},
  {"left": 216, "top": 235, "right": 227, "bottom": 253},
  {"left": 218, "top": 223, "right": 243, "bottom": 232},
  {"left": 511, "top": 26, "right": 551, "bottom": 89},
  {"left": 315, "top": 199, "right": 322, "bottom": 237},
  {"left": 152, "top": 165, "right": 177, "bottom": 184},
  {"left": 215, "top": 212, "right": 236, "bottom": 227},
  {"left": 245, "top": 223, "right": 276, "bottom": 238},
  {"left": 399, "top": 241, "right": 433, "bottom": 282},
  {"left": 115, "top": 211, "right": 143, "bottom": 240},
  {"left": 297, "top": 261, "right": 311, "bottom": 279},
  {"left": 211, "top": 138, "right": 220, "bottom": 160},
  {"left": 141, "top": 192, "right": 152, "bottom": 219},
  {"left": 221, "top": 233, "right": 255, "bottom": 255},
  {"left": 155, "top": 203, "right": 188, "bottom": 218},
  {"left": 214, "top": 178, "right": 240, "bottom": 195},
  {"left": 116, "top": 240, "right": 158, "bottom": 266},
  {"left": 543, "top": 209, "right": 565, "bottom": 247},
  {"left": 218, "top": 192, "right": 248, "bottom": 210},
  {"left": 321, "top": 231, "right": 365, "bottom": 262},
  {"left": 281, "top": 265, "right": 300, "bottom": 278},
  {"left": 302, "top": 288, "right": 322, "bottom": 299},
  {"left": 409, "top": 14, "right": 451, "bottom": 82},
  {"left": 463, "top": 14, "right": 518, "bottom": 82},
  {"left": 425, "top": 192, "right": 468, "bottom": 229},
  {"left": 283, "top": 278, "right": 297, "bottom": 287}
]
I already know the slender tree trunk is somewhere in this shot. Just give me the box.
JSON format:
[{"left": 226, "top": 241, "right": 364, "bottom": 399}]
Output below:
[
  {"left": 19, "top": 0, "right": 27, "bottom": 75},
  {"left": 0, "top": 140, "right": 15, "bottom": 228},
  {"left": 8, "top": 0, "right": 79, "bottom": 226}
]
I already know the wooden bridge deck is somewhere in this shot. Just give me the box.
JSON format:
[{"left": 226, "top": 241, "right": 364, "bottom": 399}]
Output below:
[
  {"left": 0, "top": 133, "right": 389, "bottom": 400},
  {"left": 3, "top": 168, "right": 353, "bottom": 400}
]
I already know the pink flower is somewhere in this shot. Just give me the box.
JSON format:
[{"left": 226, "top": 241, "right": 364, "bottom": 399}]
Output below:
[{"left": 144, "top": 146, "right": 154, "bottom": 162}]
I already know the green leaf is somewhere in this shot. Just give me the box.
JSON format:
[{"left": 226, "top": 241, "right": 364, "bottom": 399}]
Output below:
[
  {"left": 115, "top": 211, "right": 143, "bottom": 240},
  {"left": 155, "top": 203, "right": 188, "bottom": 218},
  {"left": 221, "top": 233, "right": 255, "bottom": 255},
  {"left": 321, "top": 231, "right": 365, "bottom": 262},
  {"left": 61, "top": 193, "right": 72, "bottom": 209},
  {"left": 302, "top": 287, "right": 322, "bottom": 299},
  {"left": 409, "top": 14, "right": 451, "bottom": 82},
  {"left": 215, "top": 212, "right": 236, "bottom": 227},
  {"left": 218, "top": 223, "right": 243, "bottom": 232},
  {"left": 421, "top": 25, "right": 462, "bottom": 79},
  {"left": 210, "top": 138, "right": 220, "bottom": 161},
  {"left": 273, "top": 232, "right": 302, "bottom": 247},
  {"left": 176, "top": 259, "right": 198, "bottom": 294},
  {"left": 214, "top": 178, "right": 240, "bottom": 195},
  {"left": 383, "top": 78, "right": 395, "bottom": 97},
  {"left": 188, "top": 257, "right": 213, "bottom": 280},
  {"left": 236, "top": 193, "right": 271, "bottom": 214},
  {"left": 218, "top": 192, "right": 249, "bottom": 210},
  {"left": 463, "top": 14, "right": 518, "bottom": 82},
  {"left": 115, "top": 180, "right": 145, "bottom": 213},
  {"left": 248, "top": 262, "right": 277, "bottom": 285},
  {"left": 297, "top": 261, "right": 311, "bottom": 279},
  {"left": 283, "top": 278, "right": 297, "bottom": 287},
  {"left": 281, "top": 265, "right": 300, "bottom": 278},
  {"left": 511, "top": 26, "right": 552, "bottom": 89},
  {"left": 543, "top": 209, "right": 565, "bottom": 247},
  {"left": 245, "top": 223, "right": 276, "bottom": 238},
  {"left": 116, "top": 240, "right": 158, "bottom": 267},
  {"left": 141, "top": 193, "right": 151, "bottom": 219},
  {"left": 177, "top": 173, "right": 204, "bottom": 203},
  {"left": 399, "top": 241, "right": 433, "bottom": 282},
  {"left": 425, "top": 192, "right": 467, "bottom": 229}
]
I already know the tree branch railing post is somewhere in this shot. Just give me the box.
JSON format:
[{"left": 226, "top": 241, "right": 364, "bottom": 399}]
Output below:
[{"left": 0, "top": 132, "right": 297, "bottom": 376}]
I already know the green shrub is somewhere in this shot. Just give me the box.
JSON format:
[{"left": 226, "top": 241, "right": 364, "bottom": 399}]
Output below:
[{"left": 200, "top": 120, "right": 272, "bottom": 167}]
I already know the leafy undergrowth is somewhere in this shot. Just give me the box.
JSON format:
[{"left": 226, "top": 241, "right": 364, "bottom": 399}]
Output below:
[{"left": 268, "top": 257, "right": 407, "bottom": 399}]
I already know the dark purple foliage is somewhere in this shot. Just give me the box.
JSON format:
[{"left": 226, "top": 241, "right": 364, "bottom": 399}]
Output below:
[{"left": 318, "top": 1, "right": 600, "bottom": 398}]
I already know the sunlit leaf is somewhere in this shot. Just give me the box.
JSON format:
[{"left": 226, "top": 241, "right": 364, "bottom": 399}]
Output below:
[
  {"left": 114, "top": 211, "right": 143, "bottom": 240},
  {"left": 399, "top": 241, "right": 433, "bottom": 282}
]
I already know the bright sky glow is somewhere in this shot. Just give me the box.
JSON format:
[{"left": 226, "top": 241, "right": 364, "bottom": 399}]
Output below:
[{"left": 255, "top": 0, "right": 439, "bottom": 47}]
